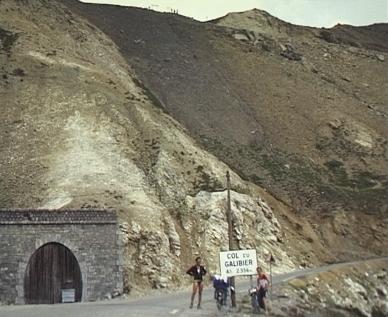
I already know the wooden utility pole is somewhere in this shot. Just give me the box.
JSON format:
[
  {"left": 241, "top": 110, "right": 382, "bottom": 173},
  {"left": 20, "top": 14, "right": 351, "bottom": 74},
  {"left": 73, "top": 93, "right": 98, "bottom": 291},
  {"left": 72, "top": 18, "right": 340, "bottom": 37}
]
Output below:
[{"left": 226, "top": 171, "right": 236, "bottom": 308}]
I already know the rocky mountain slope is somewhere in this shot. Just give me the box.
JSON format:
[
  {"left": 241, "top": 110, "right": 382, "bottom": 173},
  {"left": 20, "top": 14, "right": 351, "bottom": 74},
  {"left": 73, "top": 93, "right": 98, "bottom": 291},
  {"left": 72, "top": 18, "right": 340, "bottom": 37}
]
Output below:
[
  {"left": 0, "top": 0, "right": 324, "bottom": 293},
  {"left": 0, "top": 0, "right": 387, "bottom": 294},
  {"left": 63, "top": 2, "right": 388, "bottom": 215},
  {"left": 61, "top": 2, "right": 387, "bottom": 258}
]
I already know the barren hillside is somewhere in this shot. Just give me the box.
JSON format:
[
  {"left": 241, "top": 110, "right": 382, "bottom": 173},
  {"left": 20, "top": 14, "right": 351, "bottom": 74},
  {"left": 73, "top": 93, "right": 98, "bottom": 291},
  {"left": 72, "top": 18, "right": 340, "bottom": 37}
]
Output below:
[
  {"left": 64, "top": 1, "right": 388, "bottom": 214},
  {"left": 0, "top": 0, "right": 325, "bottom": 292},
  {"left": 0, "top": 0, "right": 387, "bottom": 293},
  {"left": 61, "top": 1, "right": 388, "bottom": 259}
]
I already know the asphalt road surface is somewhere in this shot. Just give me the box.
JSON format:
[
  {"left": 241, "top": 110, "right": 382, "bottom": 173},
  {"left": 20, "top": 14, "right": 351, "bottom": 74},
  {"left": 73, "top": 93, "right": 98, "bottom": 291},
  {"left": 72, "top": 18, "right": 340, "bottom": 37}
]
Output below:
[{"left": 1, "top": 258, "right": 386, "bottom": 317}]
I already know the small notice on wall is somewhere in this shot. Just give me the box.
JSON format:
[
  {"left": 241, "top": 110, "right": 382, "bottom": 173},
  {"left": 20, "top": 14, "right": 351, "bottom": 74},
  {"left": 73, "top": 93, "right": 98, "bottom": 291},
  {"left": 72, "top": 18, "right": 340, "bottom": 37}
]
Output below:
[{"left": 61, "top": 289, "right": 75, "bottom": 303}]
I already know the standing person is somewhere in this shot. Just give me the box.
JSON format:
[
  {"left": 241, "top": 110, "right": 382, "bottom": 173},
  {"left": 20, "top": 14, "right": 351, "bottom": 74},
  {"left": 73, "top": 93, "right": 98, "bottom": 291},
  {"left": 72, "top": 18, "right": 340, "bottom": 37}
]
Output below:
[
  {"left": 256, "top": 266, "right": 269, "bottom": 313},
  {"left": 186, "top": 257, "right": 207, "bottom": 309}
]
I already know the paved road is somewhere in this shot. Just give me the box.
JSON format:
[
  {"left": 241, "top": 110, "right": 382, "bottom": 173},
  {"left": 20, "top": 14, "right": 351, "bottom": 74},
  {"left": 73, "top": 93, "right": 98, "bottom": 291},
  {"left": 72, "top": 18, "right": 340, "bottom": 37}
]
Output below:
[{"left": 1, "top": 258, "right": 386, "bottom": 317}]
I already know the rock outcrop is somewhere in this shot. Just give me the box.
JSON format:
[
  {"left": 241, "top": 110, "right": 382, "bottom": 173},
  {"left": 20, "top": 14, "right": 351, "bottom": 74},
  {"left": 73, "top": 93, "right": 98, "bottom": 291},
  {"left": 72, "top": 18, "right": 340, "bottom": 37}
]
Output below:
[{"left": 238, "top": 259, "right": 388, "bottom": 317}]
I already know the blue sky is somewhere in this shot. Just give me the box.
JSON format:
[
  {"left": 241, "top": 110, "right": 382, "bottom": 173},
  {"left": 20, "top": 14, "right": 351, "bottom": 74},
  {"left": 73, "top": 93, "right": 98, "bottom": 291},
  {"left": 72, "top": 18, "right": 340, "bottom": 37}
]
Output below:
[{"left": 82, "top": 0, "right": 388, "bottom": 27}]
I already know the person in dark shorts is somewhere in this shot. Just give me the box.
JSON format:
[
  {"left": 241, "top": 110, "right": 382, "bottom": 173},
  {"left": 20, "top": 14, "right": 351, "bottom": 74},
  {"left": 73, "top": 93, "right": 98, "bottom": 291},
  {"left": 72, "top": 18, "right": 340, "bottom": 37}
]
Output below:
[
  {"left": 256, "top": 266, "right": 269, "bottom": 313},
  {"left": 186, "top": 256, "right": 207, "bottom": 309}
]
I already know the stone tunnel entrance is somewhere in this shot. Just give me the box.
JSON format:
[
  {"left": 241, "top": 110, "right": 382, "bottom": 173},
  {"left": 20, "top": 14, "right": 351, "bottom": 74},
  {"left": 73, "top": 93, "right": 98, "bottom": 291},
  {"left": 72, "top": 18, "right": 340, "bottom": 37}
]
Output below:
[
  {"left": 0, "top": 209, "right": 123, "bottom": 305},
  {"left": 24, "top": 242, "right": 82, "bottom": 304}
]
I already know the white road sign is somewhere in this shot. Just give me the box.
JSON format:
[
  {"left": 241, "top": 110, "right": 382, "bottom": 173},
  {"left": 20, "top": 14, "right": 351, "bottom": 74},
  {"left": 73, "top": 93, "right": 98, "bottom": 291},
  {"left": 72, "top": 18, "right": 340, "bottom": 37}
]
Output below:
[{"left": 219, "top": 249, "right": 257, "bottom": 277}]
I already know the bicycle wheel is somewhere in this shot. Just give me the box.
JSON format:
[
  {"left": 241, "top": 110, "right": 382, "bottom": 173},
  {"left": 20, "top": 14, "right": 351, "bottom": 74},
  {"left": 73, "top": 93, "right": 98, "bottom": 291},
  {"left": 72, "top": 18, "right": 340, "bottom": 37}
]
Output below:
[
  {"left": 251, "top": 294, "right": 259, "bottom": 313},
  {"left": 217, "top": 298, "right": 222, "bottom": 311}
]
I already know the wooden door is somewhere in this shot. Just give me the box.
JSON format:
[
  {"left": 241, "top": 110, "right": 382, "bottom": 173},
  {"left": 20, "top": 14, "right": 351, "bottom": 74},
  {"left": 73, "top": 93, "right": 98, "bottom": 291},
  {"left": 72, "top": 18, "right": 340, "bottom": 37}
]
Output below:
[{"left": 24, "top": 243, "right": 82, "bottom": 304}]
